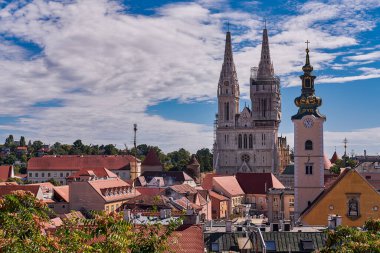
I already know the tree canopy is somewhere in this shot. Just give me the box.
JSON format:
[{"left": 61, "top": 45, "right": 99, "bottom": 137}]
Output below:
[{"left": 0, "top": 190, "right": 180, "bottom": 253}]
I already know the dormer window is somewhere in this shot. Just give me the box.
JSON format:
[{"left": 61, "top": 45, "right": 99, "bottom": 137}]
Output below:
[{"left": 105, "top": 189, "right": 109, "bottom": 196}]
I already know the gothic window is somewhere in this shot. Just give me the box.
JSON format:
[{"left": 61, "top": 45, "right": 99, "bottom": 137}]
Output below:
[
  {"left": 254, "top": 154, "right": 256, "bottom": 163},
  {"left": 249, "top": 134, "right": 253, "bottom": 149},
  {"left": 254, "top": 134, "right": 256, "bottom": 145},
  {"left": 226, "top": 89, "right": 228, "bottom": 94},
  {"left": 225, "top": 102, "right": 230, "bottom": 121},
  {"left": 256, "top": 85, "right": 259, "bottom": 91},
  {"left": 238, "top": 134, "right": 242, "bottom": 149},
  {"left": 243, "top": 134, "right": 248, "bottom": 149},
  {"left": 305, "top": 164, "right": 313, "bottom": 175},
  {"left": 305, "top": 140, "right": 313, "bottom": 150},
  {"left": 348, "top": 198, "right": 359, "bottom": 217}
]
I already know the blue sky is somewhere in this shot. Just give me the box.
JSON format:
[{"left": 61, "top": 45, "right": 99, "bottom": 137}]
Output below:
[{"left": 0, "top": 0, "right": 379, "bottom": 156}]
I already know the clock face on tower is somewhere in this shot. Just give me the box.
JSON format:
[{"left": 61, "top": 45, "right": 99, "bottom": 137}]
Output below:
[{"left": 303, "top": 118, "right": 314, "bottom": 128}]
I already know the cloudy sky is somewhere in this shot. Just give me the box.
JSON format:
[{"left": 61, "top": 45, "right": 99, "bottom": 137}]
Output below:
[{"left": 0, "top": 0, "right": 379, "bottom": 156}]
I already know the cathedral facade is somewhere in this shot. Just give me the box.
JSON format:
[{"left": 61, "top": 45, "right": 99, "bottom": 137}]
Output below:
[{"left": 214, "top": 28, "right": 282, "bottom": 175}]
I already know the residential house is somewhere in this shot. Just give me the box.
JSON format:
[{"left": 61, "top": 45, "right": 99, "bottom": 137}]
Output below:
[
  {"left": 212, "top": 176, "right": 245, "bottom": 216},
  {"left": 267, "top": 188, "right": 295, "bottom": 223},
  {"left": 300, "top": 168, "right": 380, "bottom": 226},
  {"left": 204, "top": 231, "right": 326, "bottom": 253},
  {"left": 135, "top": 171, "right": 196, "bottom": 188},
  {"left": 209, "top": 190, "right": 229, "bottom": 219},
  {"left": 0, "top": 185, "right": 43, "bottom": 199},
  {"left": 27, "top": 155, "right": 141, "bottom": 184},
  {"left": 165, "top": 184, "right": 211, "bottom": 221},
  {"left": 235, "top": 173, "right": 286, "bottom": 217},
  {"left": 69, "top": 168, "right": 139, "bottom": 213}
]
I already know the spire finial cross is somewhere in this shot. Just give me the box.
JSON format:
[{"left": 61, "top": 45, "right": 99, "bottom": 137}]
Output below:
[
  {"left": 227, "top": 21, "right": 230, "bottom": 32},
  {"left": 264, "top": 19, "right": 266, "bottom": 29},
  {"left": 305, "top": 40, "right": 310, "bottom": 49}
]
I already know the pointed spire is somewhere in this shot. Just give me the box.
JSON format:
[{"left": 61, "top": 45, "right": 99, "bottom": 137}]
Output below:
[
  {"left": 257, "top": 26, "right": 274, "bottom": 78},
  {"left": 224, "top": 31, "right": 233, "bottom": 64},
  {"left": 302, "top": 40, "right": 313, "bottom": 73}
]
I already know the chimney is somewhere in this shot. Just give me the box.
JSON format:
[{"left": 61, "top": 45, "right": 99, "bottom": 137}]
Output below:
[{"left": 364, "top": 150, "right": 367, "bottom": 159}]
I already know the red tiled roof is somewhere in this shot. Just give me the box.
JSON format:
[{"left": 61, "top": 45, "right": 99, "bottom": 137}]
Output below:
[
  {"left": 0, "top": 165, "right": 13, "bottom": 181},
  {"left": 201, "top": 173, "right": 223, "bottom": 190},
  {"left": 142, "top": 149, "right": 162, "bottom": 166},
  {"left": 16, "top": 146, "right": 28, "bottom": 150},
  {"left": 54, "top": 185, "right": 69, "bottom": 202},
  {"left": 28, "top": 155, "right": 138, "bottom": 171},
  {"left": 67, "top": 167, "right": 117, "bottom": 179},
  {"left": 213, "top": 176, "right": 244, "bottom": 197},
  {"left": 30, "top": 182, "right": 55, "bottom": 189},
  {"left": 209, "top": 190, "right": 228, "bottom": 201},
  {"left": 236, "top": 173, "right": 285, "bottom": 194},
  {"left": 169, "top": 184, "right": 198, "bottom": 195},
  {"left": 136, "top": 187, "right": 165, "bottom": 196},
  {"left": 330, "top": 151, "right": 340, "bottom": 164},
  {"left": 0, "top": 185, "right": 41, "bottom": 197},
  {"left": 324, "top": 174, "right": 340, "bottom": 189},
  {"left": 88, "top": 178, "right": 140, "bottom": 202},
  {"left": 169, "top": 225, "right": 204, "bottom": 253}
]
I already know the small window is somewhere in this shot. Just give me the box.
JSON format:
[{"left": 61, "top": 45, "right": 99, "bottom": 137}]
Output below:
[
  {"left": 305, "top": 140, "right": 313, "bottom": 150},
  {"left": 48, "top": 173, "right": 51, "bottom": 177},
  {"left": 66, "top": 172, "right": 69, "bottom": 177},
  {"left": 35, "top": 173, "right": 39, "bottom": 177},
  {"left": 29, "top": 173, "right": 32, "bottom": 177},
  {"left": 306, "top": 165, "right": 313, "bottom": 175},
  {"left": 265, "top": 240, "right": 276, "bottom": 251},
  {"left": 41, "top": 173, "right": 45, "bottom": 178},
  {"left": 304, "top": 78, "right": 311, "bottom": 88},
  {"left": 300, "top": 239, "right": 315, "bottom": 251},
  {"left": 60, "top": 173, "right": 63, "bottom": 177},
  {"left": 211, "top": 242, "right": 219, "bottom": 252}
]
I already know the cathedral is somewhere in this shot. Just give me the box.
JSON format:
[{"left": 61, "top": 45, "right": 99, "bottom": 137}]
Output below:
[{"left": 214, "top": 27, "right": 287, "bottom": 175}]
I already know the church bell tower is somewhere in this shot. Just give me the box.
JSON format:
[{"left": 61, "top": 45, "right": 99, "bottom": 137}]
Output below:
[{"left": 292, "top": 43, "right": 326, "bottom": 220}]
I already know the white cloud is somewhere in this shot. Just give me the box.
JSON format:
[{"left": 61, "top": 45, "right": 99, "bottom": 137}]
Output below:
[
  {"left": 345, "top": 51, "right": 380, "bottom": 61},
  {"left": 0, "top": 0, "right": 378, "bottom": 153}
]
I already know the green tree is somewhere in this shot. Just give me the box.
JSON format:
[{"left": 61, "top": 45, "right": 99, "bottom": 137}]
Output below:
[
  {"left": 321, "top": 219, "right": 380, "bottom": 252},
  {"left": 196, "top": 148, "right": 213, "bottom": 172},
  {"left": 329, "top": 164, "right": 341, "bottom": 175},
  {"left": 103, "top": 144, "right": 118, "bottom": 155},
  {"left": 0, "top": 190, "right": 56, "bottom": 252},
  {"left": 19, "top": 136, "right": 26, "bottom": 147},
  {"left": 3, "top": 154, "right": 16, "bottom": 165},
  {"left": 4, "top": 135, "right": 14, "bottom": 147},
  {"left": 167, "top": 148, "right": 190, "bottom": 171},
  {"left": 32, "top": 140, "right": 43, "bottom": 153}
]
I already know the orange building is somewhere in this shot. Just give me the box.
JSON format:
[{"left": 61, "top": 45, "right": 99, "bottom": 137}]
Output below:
[{"left": 300, "top": 169, "right": 380, "bottom": 226}]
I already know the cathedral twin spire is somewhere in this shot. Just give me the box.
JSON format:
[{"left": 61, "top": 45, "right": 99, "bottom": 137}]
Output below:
[{"left": 257, "top": 28, "right": 274, "bottom": 78}]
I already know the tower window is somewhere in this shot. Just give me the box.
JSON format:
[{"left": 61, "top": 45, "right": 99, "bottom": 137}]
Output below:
[
  {"left": 305, "top": 164, "right": 313, "bottom": 175},
  {"left": 225, "top": 102, "right": 230, "bottom": 121},
  {"left": 238, "top": 134, "right": 242, "bottom": 149},
  {"left": 243, "top": 134, "right": 248, "bottom": 149},
  {"left": 305, "top": 140, "right": 313, "bottom": 150},
  {"left": 226, "top": 89, "right": 228, "bottom": 94},
  {"left": 249, "top": 134, "right": 253, "bottom": 149}
]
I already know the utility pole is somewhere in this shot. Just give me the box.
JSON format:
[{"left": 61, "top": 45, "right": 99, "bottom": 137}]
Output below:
[{"left": 133, "top": 123, "right": 138, "bottom": 180}]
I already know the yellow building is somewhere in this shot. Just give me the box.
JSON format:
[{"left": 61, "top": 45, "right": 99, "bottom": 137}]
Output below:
[{"left": 301, "top": 168, "right": 380, "bottom": 227}]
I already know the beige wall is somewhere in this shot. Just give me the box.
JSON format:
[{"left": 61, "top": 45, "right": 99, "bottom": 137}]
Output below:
[
  {"left": 69, "top": 181, "right": 105, "bottom": 211},
  {"left": 293, "top": 116, "right": 325, "bottom": 218}
]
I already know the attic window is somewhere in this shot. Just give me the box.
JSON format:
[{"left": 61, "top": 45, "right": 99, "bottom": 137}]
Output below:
[
  {"left": 300, "top": 239, "right": 315, "bottom": 251},
  {"left": 265, "top": 241, "right": 276, "bottom": 252}
]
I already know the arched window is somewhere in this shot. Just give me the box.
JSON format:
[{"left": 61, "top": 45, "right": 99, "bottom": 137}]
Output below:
[
  {"left": 225, "top": 102, "right": 230, "bottom": 121},
  {"left": 238, "top": 134, "right": 242, "bottom": 149},
  {"left": 243, "top": 134, "right": 248, "bottom": 149},
  {"left": 249, "top": 134, "right": 253, "bottom": 149},
  {"left": 305, "top": 140, "right": 313, "bottom": 150}
]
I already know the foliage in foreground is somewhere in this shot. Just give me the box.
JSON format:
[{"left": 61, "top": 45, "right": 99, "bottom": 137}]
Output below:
[
  {"left": 0, "top": 191, "right": 180, "bottom": 253},
  {"left": 321, "top": 219, "right": 380, "bottom": 253}
]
